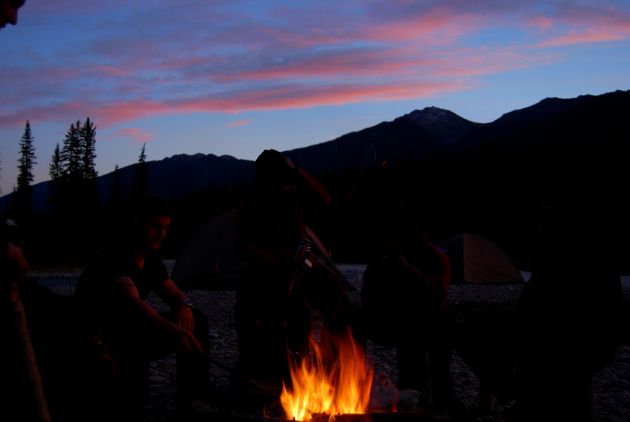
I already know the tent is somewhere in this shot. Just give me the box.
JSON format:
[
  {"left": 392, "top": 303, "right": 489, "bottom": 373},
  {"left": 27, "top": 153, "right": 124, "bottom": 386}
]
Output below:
[
  {"left": 172, "top": 209, "right": 353, "bottom": 291},
  {"left": 439, "top": 233, "right": 524, "bottom": 284},
  {"left": 172, "top": 209, "right": 243, "bottom": 290}
]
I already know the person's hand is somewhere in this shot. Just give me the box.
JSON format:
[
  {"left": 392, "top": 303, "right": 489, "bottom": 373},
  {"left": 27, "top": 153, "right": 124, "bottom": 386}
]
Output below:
[
  {"left": 293, "top": 238, "right": 314, "bottom": 271},
  {"left": 177, "top": 329, "right": 204, "bottom": 354}
]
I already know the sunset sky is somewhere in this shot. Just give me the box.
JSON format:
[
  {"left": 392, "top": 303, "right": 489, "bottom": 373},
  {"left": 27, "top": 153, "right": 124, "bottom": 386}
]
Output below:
[{"left": 1, "top": 0, "right": 629, "bottom": 195}]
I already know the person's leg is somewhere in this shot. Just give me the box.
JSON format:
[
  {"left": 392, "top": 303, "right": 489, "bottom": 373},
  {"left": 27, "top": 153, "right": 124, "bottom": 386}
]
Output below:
[
  {"left": 174, "top": 308, "right": 210, "bottom": 397},
  {"left": 115, "top": 359, "right": 150, "bottom": 422},
  {"left": 397, "top": 341, "right": 429, "bottom": 392},
  {"left": 428, "top": 312, "right": 454, "bottom": 411}
]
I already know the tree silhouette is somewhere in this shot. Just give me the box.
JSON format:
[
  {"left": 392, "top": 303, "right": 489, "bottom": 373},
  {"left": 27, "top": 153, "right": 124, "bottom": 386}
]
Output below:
[
  {"left": 81, "top": 117, "right": 97, "bottom": 181},
  {"left": 80, "top": 117, "right": 99, "bottom": 209},
  {"left": 50, "top": 118, "right": 100, "bottom": 212},
  {"left": 61, "top": 121, "right": 82, "bottom": 186},
  {"left": 16, "top": 120, "right": 37, "bottom": 218},
  {"left": 131, "top": 143, "right": 148, "bottom": 198},
  {"left": 48, "top": 142, "right": 63, "bottom": 208},
  {"left": 110, "top": 164, "right": 122, "bottom": 207}
]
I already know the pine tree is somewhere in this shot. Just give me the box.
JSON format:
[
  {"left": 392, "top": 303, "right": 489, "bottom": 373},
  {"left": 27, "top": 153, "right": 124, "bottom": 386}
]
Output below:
[
  {"left": 61, "top": 120, "right": 83, "bottom": 185},
  {"left": 79, "top": 117, "right": 99, "bottom": 209},
  {"left": 49, "top": 143, "right": 63, "bottom": 182},
  {"left": 16, "top": 120, "right": 37, "bottom": 216},
  {"left": 131, "top": 143, "right": 148, "bottom": 198},
  {"left": 139, "top": 143, "right": 146, "bottom": 163},
  {"left": 80, "top": 117, "right": 97, "bottom": 181},
  {"left": 49, "top": 143, "right": 63, "bottom": 207},
  {"left": 110, "top": 164, "right": 122, "bottom": 206}
]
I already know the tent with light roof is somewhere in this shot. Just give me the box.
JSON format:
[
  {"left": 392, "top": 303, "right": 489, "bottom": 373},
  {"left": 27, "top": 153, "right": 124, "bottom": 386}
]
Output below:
[{"left": 439, "top": 233, "right": 524, "bottom": 284}]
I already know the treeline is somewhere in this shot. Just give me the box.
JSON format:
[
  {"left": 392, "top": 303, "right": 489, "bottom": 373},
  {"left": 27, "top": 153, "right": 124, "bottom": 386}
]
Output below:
[{"left": 3, "top": 119, "right": 151, "bottom": 266}]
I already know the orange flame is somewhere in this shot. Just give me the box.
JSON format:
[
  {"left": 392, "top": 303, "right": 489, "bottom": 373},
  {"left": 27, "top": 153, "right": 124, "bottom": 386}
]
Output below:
[{"left": 280, "top": 329, "right": 374, "bottom": 421}]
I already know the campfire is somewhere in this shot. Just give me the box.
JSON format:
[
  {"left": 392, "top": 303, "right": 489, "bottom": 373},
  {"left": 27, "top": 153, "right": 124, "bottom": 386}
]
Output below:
[{"left": 280, "top": 328, "right": 374, "bottom": 422}]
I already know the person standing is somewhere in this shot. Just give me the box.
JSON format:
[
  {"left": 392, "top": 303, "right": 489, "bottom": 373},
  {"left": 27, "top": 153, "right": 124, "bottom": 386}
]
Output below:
[
  {"left": 360, "top": 220, "right": 453, "bottom": 411},
  {"left": 233, "top": 149, "right": 352, "bottom": 393}
]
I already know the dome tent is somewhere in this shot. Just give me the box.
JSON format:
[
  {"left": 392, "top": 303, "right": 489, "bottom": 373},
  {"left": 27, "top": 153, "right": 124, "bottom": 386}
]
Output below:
[
  {"left": 440, "top": 233, "right": 524, "bottom": 284},
  {"left": 172, "top": 209, "right": 243, "bottom": 290}
]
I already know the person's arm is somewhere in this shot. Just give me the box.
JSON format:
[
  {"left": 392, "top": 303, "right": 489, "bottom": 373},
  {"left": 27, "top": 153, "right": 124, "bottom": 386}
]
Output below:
[
  {"left": 153, "top": 278, "right": 195, "bottom": 333},
  {"left": 110, "top": 276, "right": 202, "bottom": 353},
  {"left": 397, "top": 251, "right": 450, "bottom": 307},
  {"left": 6, "top": 242, "right": 28, "bottom": 282}
]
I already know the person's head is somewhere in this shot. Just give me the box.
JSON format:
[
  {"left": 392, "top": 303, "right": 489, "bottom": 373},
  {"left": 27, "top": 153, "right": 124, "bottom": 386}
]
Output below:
[
  {"left": 1, "top": 0, "right": 25, "bottom": 29},
  {"left": 255, "top": 149, "right": 297, "bottom": 188},
  {"left": 131, "top": 194, "right": 172, "bottom": 252}
]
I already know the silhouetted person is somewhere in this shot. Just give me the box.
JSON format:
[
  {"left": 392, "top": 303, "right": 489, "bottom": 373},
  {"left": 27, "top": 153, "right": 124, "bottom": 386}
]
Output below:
[
  {"left": 233, "top": 149, "right": 352, "bottom": 393},
  {"left": 74, "top": 194, "right": 209, "bottom": 421},
  {"left": 509, "top": 206, "right": 623, "bottom": 421},
  {"left": 359, "top": 208, "right": 454, "bottom": 412},
  {"left": 1, "top": 218, "right": 40, "bottom": 422},
  {"left": 1, "top": 0, "right": 24, "bottom": 29}
]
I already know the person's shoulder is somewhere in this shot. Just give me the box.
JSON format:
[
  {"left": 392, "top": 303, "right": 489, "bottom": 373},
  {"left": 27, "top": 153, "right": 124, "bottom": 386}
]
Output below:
[
  {"left": 94, "top": 241, "right": 132, "bottom": 262},
  {"left": 82, "top": 242, "right": 134, "bottom": 275}
]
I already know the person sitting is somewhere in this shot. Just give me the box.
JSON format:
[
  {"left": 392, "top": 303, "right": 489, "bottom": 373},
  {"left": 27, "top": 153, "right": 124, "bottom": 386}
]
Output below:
[{"left": 74, "top": 193, "right": 209, "bottom": 421}]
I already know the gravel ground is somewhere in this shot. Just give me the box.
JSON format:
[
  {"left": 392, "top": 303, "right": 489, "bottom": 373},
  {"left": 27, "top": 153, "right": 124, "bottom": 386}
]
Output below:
[{"left": 34, "top": 266, "right": 630, "bottom": 422}]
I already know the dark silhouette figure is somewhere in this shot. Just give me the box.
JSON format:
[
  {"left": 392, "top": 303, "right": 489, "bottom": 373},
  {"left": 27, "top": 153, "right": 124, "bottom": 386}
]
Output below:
[
  {"left": 0, "top": 218, "right": 50, "bottom": 422},
  {"left": 509, "top": 206, "right": 623, "bottom": 421},
  {"left": 74, "top": 194, "right": 209, "bottom": 421},
  {"left": 233, "top": 149, "right": 352, "bottom": 392},
  {"left": 0, "top": 0, "right": 24, "bottom": 29},
  {"left": 358, "top": 207, "right": 454, "bottom": 411}
]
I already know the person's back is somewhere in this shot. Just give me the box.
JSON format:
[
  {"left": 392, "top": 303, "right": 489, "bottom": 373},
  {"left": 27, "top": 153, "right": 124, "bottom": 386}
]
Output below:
[
  {"left": 233, "top": 149, "right": 350, "bottom": 391},
  {"left": 361, "top": 237, "right": 449, "bottom": 344},
  {"left": 360, "top": 228, "right": 453, "bottom": 409},
  {"left": 512, "top": 210, "right": 623, "bottom": 421}
]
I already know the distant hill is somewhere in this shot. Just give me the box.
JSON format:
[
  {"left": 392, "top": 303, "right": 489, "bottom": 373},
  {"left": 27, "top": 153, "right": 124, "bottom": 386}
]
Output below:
[{"left": 14, "top": 153, "right": 255, "bottom": 213}]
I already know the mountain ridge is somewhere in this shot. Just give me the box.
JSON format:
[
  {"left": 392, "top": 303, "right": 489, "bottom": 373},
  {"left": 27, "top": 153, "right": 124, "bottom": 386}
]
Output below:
[{"left": 4, "top": 89, "right": 629, "bottom": 214}]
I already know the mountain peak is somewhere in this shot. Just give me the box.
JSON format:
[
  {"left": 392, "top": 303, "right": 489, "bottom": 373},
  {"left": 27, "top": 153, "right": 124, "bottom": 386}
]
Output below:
[
  {"left": 404, "top": 106, "right": 479, "bottom": 144},
  {"left": 407, "top": 106, "right": 457, "bottom": 123}
]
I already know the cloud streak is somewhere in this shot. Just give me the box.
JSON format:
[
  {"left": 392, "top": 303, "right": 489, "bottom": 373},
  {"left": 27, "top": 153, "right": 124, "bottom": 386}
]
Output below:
[
  {"left": 118, "top": 127, "right": 155, "bottom": 144},
  {"left": 3, "top": 1, "right": 630, "bottom": 129}
]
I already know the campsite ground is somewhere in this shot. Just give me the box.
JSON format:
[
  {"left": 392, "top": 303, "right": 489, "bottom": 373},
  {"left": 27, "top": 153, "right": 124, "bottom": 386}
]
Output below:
[{"left": 30, "top": 264, "right": 630, "bottom": 422}]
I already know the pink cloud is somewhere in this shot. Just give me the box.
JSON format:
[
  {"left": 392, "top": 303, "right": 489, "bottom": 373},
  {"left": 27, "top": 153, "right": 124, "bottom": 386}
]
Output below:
[
  {"left": 191, "top": 81, "right": 467, "bottom": 112},
  {"left": 91, "top": 65, "right": 132, "bottom": 77},
  {"left": 529, "top": 16, "right": 554, "bottom": 31},
  {"left": 1, "top": 80, "right": 465, "bottom": 128},
  {"left": 221, "top": 48, "right": 435, "bottom": 82},
  {"left": 5, "top": 0, "right": 630, "bottom": 134},
  {"left": 366, "top": 7, "right": 481, "bottom": 44},
  {"left": 538, "top": 23, "right": 630, "bottom": 47},
  {"left": 227, "top": 119, "right": 252, "bottom": 128},
  {"left": 527, "top": 4, "right": 630, "bottom": 47},
  {"left": 118, "top": 127, "right": 155, "bottom": 144}
]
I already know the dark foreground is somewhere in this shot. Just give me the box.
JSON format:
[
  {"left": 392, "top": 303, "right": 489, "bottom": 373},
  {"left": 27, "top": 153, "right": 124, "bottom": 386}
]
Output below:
[{"left": 33, "top": 268, "right": 630, "bottom": 422}]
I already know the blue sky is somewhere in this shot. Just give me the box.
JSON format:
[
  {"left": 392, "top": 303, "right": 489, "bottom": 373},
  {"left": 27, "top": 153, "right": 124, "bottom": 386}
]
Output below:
[{"left": 1, "top": 0, "right": 630, "bottom": 195}]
